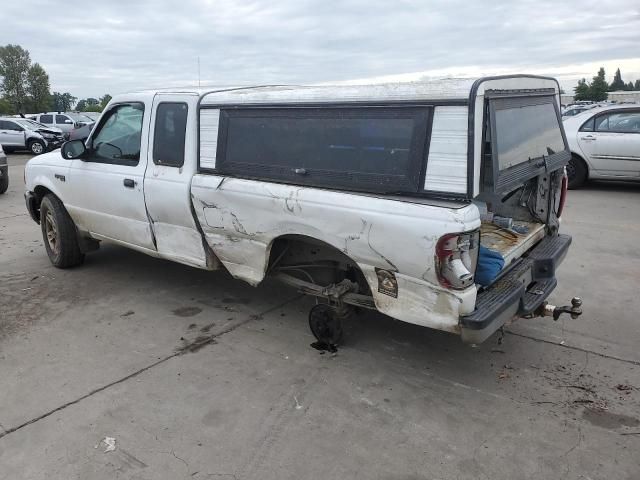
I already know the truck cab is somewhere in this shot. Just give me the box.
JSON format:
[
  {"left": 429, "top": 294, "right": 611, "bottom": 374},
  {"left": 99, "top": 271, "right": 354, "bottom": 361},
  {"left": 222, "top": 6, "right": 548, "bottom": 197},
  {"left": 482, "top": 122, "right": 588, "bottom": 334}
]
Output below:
[{"left": 24, "top": 76, "right": 582, "bottom": 346}]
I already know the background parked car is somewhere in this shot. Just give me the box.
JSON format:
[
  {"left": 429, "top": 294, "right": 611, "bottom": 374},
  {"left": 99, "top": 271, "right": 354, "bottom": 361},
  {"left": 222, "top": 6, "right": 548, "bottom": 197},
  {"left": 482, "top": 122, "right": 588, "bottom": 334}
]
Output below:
[
  {"left": 563, "top": 104, "right": 640, "bottom": 188},
  {"left": 0, "top": 143, "right": 7, "bottom": 194},
  {"left": 0, "top": 117, "right": 65, "bottom": 155},
  {"left": 562, "top": 105, "right": 592, "bottom": 117},
  {"left": 81, "top": 111, "right": 101, "bottom": 122},
  {"left": 28, "top": 112, "right": 94, "bottom": 138},
  {"left": 68, "top": 122, "right": 95, "bottom": 142}
]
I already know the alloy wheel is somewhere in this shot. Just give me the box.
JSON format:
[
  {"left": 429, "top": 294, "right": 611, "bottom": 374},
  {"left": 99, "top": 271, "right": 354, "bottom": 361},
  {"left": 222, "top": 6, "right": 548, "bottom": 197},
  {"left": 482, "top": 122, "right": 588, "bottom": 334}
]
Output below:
[{"left": 44, "top": 210, "right": 58, "bottom": 254}]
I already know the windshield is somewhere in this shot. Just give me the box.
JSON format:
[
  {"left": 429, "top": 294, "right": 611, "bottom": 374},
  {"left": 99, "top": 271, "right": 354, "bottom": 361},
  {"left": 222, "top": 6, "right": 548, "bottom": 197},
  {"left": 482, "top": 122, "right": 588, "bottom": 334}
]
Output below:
[
  {"left": 493, "top": 99, "right": 566, "bottom": 171},
  {"left": 66, "top": 112, "right": 94, "bottom": 123}
]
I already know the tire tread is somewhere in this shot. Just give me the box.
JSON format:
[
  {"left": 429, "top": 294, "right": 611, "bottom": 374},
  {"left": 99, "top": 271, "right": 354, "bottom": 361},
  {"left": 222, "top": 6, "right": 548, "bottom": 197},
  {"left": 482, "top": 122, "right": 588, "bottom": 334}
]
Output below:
[
  {"left": 40, "top": 194, "right": 84, "bottom": 268},
  {"left": 568, "top": 155, "right": 587, "bottom": 189}
]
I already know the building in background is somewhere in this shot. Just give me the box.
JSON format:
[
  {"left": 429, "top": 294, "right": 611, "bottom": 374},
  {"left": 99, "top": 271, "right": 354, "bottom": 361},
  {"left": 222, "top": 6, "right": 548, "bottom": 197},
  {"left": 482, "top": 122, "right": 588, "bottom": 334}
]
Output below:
[{"left": 562, "top": 90, "right": 640, "bottom": 105}]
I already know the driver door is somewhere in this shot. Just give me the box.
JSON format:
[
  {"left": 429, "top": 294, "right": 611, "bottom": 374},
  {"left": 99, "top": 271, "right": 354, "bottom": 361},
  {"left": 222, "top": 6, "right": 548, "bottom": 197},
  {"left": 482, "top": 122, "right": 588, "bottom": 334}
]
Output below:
[{"left": 64, "top": 102, "right": 156, "bottom": 252}]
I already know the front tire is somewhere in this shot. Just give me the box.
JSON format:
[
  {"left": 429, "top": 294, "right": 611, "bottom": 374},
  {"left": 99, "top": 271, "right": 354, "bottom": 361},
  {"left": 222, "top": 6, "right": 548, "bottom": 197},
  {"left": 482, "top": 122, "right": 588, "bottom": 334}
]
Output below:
[
  {"left": 567, "top": 155, "right": 587, "bottom": 189},
  {"left": 29, "top": 140, "right": 45, "bottom": 155},
  {"left": 40, "top": 194, "right": 84, "bottom": 268}
]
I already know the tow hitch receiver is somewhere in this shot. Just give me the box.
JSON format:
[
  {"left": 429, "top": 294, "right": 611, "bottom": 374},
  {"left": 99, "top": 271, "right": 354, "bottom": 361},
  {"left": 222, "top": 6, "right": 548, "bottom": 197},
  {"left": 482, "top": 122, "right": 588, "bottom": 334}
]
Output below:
[{"left": 536, "top": 297, "right": 583, "bottom": 321}]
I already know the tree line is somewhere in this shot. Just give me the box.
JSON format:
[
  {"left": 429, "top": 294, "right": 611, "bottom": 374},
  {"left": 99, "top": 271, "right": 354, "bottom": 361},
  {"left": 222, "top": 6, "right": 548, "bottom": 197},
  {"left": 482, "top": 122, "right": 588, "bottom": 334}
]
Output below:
[
  {"left": 573, "top": 67, "right": 640, "bottom": 102},
  {"left": 0, "top": 44, "right": 111, "bottom": 115}
]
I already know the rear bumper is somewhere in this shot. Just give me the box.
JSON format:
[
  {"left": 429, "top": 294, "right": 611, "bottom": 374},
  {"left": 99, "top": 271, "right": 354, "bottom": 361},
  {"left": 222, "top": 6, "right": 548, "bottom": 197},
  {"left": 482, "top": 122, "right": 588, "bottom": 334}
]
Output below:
[{"left": 459, "top": 234, "right": 571, "bottom": 344}]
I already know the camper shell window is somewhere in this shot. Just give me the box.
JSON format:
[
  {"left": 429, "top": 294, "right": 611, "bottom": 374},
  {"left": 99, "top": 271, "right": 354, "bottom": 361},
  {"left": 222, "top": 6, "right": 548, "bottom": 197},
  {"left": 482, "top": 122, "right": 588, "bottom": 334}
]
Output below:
[
  {"left": 211, "top": 106, "right": 432, "bottom": 194},
  {"left": 488, "top": 95, "right": 569, "bottom": 193}
]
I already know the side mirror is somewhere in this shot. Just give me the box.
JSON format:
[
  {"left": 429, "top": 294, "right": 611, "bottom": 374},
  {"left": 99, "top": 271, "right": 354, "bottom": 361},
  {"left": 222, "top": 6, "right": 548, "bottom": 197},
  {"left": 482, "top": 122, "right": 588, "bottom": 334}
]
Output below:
[{"left": 61, "top": 139, "right": 87, "bottom": 160}]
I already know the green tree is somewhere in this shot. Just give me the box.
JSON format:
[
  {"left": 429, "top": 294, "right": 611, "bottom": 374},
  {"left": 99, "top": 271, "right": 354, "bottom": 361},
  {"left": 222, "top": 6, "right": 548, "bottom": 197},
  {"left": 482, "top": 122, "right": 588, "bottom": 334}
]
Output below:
[
  {"left": 625, "top": 81, "right": 634, "bottom": 91},
  {"left": 27, "top": 62, "right": 51, "bottom": 112},
  {"left": 635, "top": 80, "right": 640, "bottom": 91},
  {"left": 51, "top": 92, "right": 63, "bottom": 110},
  {"left": 83, "top": 104, "right": 102, "bottom": 113},
  {"left": 574, "top": 78, "right": 590, "bottom": 101},
  {"left": 0, "top": 97, "right": 13, "bottom": 115},
  {"left": 100, "top": 94, "right": 112, "bottom": 109},
  {"left": 609, "top": 68, "right": 625, "bottom": 91},
  {"left": 76, "top": 97, "right": 102, "bottom": 112},
  {"left": 51, "top": 91, "right": 77, "bottom": 111},
  {"left": 0, "top": 44, "right": 31, "bottom": 113},
  {"left": 589, "top": 68, "right": 608, "bottom": 101},
  {"left": 65, "top": 92, "right": 77, "bottom": 110}
]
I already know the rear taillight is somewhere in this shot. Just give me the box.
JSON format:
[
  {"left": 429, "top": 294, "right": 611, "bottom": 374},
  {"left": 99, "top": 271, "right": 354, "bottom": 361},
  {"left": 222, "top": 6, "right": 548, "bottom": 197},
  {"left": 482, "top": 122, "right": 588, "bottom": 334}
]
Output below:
[
  {"left": 435, "top": 231, "right": 479, "bottom": 290},
  {"left": 557, "top": 169, "right": 568, "bottom": 218}
]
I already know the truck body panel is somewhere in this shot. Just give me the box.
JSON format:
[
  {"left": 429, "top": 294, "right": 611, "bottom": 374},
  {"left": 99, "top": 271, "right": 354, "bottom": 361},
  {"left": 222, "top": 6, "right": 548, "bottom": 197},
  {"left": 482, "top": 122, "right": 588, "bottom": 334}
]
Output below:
[{"left": 190, "top": 174, "right": 479, "bottom": 331}]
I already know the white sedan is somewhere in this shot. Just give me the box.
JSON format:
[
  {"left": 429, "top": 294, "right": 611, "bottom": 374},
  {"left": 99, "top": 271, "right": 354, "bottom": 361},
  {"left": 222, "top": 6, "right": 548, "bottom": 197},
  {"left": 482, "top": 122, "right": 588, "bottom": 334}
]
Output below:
[{"left": 563, "top": 104, "right": 640, "bottom": 188}]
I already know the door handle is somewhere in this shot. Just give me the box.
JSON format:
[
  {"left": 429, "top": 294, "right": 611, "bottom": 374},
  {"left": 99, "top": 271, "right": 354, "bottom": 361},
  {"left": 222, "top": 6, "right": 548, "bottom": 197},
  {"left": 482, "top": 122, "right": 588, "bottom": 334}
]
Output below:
[
  {"left": 123, "top": 178, "right": 136, "bottom": 188},
  {"left": 581, "top": 135, "right": 596, "bottom": 141}
]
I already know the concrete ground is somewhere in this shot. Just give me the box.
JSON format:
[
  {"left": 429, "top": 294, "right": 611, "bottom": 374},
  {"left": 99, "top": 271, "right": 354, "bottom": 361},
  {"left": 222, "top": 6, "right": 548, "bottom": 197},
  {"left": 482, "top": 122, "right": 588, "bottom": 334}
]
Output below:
[{"left": 1, "top": 153, "right": 639, "bottom": 480}]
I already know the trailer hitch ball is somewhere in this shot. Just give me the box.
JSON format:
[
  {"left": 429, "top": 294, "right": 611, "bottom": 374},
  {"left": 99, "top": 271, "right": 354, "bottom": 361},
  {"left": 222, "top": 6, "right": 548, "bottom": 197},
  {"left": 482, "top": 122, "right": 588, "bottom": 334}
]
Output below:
[{"left": 545, "top": 297, "right": 582, "bottom": 321}]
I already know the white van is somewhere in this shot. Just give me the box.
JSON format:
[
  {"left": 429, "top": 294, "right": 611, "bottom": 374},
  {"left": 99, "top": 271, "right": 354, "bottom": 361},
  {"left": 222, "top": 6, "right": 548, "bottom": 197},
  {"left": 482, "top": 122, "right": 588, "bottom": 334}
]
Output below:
[{"left": 24, "top": 75, "right": 581, "bottom": 346}]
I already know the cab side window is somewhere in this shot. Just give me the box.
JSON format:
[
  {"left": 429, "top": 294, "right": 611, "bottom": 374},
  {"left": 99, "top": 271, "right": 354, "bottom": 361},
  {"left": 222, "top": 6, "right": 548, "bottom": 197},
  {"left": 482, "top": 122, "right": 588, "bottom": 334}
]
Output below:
[
  {"left": 89, "top": 103, "right": 144, "bottom": 166},
  {"left": 56, "top": 115, "right": 73, "bottom": 125},
  {"left": 40, "top": 114, "right": 53, "bottom": 124},
  {"left": 153, "top": 103, "right": 188, "bottom": 167}
]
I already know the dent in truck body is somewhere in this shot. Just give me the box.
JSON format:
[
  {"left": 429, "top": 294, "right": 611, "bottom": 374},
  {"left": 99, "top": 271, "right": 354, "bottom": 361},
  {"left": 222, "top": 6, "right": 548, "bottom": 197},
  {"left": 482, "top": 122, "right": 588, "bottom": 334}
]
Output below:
[{"left": 190, "top": 174, "right": 480, "bottom": 331}]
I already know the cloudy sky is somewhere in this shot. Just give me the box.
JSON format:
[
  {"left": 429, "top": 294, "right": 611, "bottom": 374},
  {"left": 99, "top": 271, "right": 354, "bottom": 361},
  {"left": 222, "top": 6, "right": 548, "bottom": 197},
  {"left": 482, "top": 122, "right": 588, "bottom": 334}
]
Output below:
[{"left": 3, "top": 0, "right": 640, "bottom": 98}]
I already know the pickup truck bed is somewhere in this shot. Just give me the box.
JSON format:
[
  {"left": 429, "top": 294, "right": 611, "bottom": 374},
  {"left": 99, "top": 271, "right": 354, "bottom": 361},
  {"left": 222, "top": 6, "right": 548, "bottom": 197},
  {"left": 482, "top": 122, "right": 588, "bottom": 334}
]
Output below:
[{"left": 480, "top": 222, "right": 546, "bottom": 266}]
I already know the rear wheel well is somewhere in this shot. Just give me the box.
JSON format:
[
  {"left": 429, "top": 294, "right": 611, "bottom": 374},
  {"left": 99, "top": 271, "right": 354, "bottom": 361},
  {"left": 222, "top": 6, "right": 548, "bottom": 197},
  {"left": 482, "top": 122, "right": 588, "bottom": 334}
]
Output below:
[{"left": 266, "top": 235, "right": 371, "bottom": 295}]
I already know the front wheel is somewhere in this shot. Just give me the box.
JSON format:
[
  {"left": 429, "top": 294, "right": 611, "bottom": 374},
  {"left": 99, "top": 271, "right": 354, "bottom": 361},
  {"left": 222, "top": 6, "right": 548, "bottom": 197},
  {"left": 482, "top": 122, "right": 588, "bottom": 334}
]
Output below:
[
  {"left": 40, "top": 194, "right": 84, "bottom": 268},
  {"left": 567, "top": 156, "right": 587, "bottom": 189},
  {"left": 29, "top": 140, "right": 45, "bottom": 155}
]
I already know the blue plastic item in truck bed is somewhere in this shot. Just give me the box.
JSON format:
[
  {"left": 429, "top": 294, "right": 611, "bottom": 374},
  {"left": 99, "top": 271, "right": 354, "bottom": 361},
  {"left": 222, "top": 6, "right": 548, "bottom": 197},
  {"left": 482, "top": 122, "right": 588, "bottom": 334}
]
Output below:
[{"left": 476, "top": 245, "right": 505, "bottom": 287}]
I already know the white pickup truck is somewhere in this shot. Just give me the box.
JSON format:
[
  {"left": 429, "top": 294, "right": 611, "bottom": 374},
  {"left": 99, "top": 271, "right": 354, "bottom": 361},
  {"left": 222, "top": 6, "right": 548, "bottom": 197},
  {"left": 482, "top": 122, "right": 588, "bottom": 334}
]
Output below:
[{"left": 24, "top": 75, "right": 582, "bottom": 345}]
